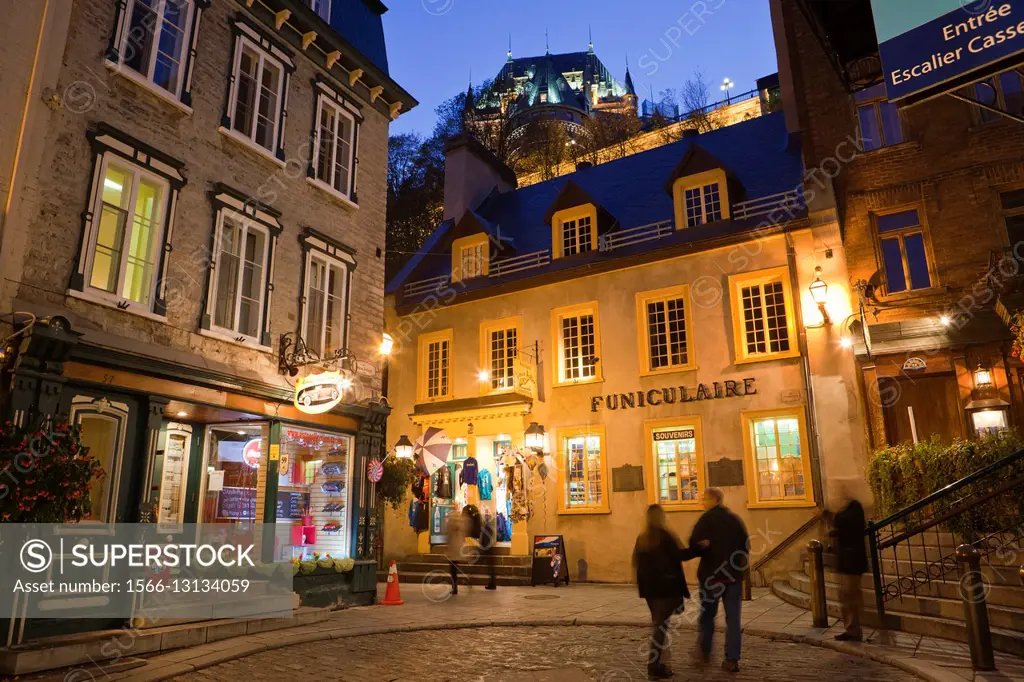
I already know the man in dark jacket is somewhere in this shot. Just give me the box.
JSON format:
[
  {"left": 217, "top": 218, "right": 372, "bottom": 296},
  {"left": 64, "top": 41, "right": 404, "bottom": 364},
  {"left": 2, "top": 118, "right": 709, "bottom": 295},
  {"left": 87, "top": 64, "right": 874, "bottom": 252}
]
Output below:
[
  {"left": 688, "top": 487, "right": 749, "bottom": 674},
  {"left": 827, "top": 483, "right": 868, "bottom": 641}
]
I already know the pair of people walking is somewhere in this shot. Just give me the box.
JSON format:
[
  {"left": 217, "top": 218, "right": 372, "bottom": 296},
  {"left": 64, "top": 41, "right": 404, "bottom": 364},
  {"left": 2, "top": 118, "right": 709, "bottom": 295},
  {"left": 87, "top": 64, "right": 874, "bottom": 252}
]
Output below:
[{"left": 633, "top": 488, "right": 749, "bottom": 680}]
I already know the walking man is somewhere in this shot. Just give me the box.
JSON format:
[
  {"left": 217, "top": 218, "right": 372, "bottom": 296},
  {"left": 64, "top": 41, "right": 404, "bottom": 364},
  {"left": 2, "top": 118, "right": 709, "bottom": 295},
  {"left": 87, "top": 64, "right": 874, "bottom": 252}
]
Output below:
[
  {"left": 827, "top": 482, "right": 868, "bottom": 641},
  {"left": 689, "top": 487, "right": 749, "bottom": 673}
]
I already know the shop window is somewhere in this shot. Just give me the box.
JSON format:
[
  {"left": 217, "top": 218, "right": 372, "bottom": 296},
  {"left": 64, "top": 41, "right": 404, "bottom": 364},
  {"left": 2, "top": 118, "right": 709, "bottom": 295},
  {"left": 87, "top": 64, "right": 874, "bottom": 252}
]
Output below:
[
  {"left": 106, "top": 0, "right": 205, "bottom": 106},
  {"left": 855, "top": 84, "right": 903, "bottom": 150},
  {"left": 312, "top": 93, "right": 357, "bottom": 202},
  {"left": 672, "top": 169, "right": 730, "bottom": 230},
  {"left": 303, "top": 253, "right": 349, "bottom": 356},
  {"left": 417, "top": 329, "right": 454, "bottom": 402},
  {"left": 200, "top": 423, "right": 267, "bottom": 524},
  {"left": 729, "top": 266, "right": 799, "bottom": 364},
  {"left": 156, "top": 424, "right": 193, "bottom": 532},
  {"left": 741, "top": 409, "right": 814, "bottom": 508},
  {"left": 451, "top": 234, "right": 489, "bottom": 282},
  {"left": 552, "top": 302, "right": 602, "bottom": 386},
  {"left": 874, "top": 208, "right": 933, "bottom": 294},
  {"left": 277, "top": 428, "right": 353, "bottom": 560},
  {"left": 480, "top": 316, "right": 521, "bottom": 393},
  {"left": 70, "top": 397, "right": 131, "bottom": 523},
  {"left": 636, "top": 285, "right": 695, "bottom": 375},
  {"left": 646, "top": 418, "right": 705, "bottom": 509},
  {"left": 556, "top": 425, "right": 608, "bottom": 514},
  {"left": 551, "top": 205, "right": 598, "bottom": 259}
]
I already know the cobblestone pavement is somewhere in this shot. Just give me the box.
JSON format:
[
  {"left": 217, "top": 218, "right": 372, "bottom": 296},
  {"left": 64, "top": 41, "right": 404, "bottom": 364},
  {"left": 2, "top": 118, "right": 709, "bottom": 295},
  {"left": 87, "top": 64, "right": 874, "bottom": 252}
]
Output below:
[{"left": 173, "top": 625, "right": 920, "bottom": 681}]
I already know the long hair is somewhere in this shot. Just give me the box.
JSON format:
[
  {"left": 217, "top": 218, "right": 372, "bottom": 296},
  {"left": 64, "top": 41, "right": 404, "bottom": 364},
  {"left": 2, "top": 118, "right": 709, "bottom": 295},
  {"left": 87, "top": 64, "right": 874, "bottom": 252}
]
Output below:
[{"left": 636, "top": 504, "right": 670, "bottom": 552}]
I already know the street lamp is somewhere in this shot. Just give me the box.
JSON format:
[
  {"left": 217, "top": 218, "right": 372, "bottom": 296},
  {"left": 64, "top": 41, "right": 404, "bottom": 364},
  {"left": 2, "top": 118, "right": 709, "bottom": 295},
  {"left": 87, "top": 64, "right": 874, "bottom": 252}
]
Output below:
[
  {"left": 973, "top": 362, "right": 993, "bottom": 389},
  {"left": 808, "top": 267, "right": 831, "bottom": 325},
  {"left": 525, "top": 421, "right": 546, "bottom": 452},
  {"left": 721, "top": 77, "right": 735, "bottom": 103},
  {"left": 379, "top": 333, "right": 394, "bottom": 356},
  {"left": 394, "top": 435, "right": 414, "bottom": 460}
]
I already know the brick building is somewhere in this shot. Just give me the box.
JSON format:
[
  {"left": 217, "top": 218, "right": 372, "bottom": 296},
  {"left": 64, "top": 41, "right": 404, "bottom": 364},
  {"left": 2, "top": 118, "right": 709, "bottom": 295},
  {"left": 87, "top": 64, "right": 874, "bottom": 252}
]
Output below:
[
  {"left": 771, "top": 0, "right": 1024, "bottom": 449},
  {"left": 0, "top": 0, "right": 413, "bottom": 644}
]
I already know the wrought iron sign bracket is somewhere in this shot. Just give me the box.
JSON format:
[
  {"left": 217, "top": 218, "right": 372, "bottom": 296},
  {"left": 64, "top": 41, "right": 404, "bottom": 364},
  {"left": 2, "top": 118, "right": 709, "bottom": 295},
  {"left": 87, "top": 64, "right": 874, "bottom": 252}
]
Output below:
[{"left": 279, "top": 332, "right": 354, "bottom": 376}]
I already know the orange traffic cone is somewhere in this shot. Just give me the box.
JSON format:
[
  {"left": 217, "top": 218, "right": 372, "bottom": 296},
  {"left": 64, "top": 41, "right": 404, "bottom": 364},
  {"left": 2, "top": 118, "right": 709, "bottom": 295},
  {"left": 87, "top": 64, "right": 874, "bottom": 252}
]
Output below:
[{"left": 381, "top": 560, "right": 404, "bottom": 605}]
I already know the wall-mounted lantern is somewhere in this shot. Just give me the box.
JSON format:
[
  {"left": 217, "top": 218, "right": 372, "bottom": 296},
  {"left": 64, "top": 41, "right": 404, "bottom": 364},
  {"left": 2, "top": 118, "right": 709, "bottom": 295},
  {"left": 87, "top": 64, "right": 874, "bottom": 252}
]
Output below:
[{"left": 808, "top": 266, "right": 831, "bottom": 325}]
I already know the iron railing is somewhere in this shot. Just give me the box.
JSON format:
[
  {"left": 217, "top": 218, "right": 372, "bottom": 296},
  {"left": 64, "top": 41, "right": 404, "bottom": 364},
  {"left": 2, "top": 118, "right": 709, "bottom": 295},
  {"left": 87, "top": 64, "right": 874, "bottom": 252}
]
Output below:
[
  {"left": 732, "top": 189, "right": 805, "bottom": 221},
  {"left": 490, "top": 249, "right": 551, "bottom": 277},
  {"left": 600, "top": 219, "right": 674, "bottom": 251},
  {"left": 865, "top": 448, "right": 1024, "bottom": 620}
]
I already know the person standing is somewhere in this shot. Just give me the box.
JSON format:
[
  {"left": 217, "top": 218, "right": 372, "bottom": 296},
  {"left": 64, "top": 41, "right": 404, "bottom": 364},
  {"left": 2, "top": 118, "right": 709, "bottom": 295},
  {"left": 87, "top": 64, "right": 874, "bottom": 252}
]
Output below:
[
  {"left": 689, "top": 488, "right": 748, "bottom": 673},
  {"left": 827, "top": 483, "right": 868, "bottom": 641},
  {"left": 633, "top": 504, "right": 695, "bottom": 680},
  {"left": 480, "top": 511, "right": 498, "bottom": 590},
  {"left": 444, "top": 508, "right": 468, "bottom": 595}
]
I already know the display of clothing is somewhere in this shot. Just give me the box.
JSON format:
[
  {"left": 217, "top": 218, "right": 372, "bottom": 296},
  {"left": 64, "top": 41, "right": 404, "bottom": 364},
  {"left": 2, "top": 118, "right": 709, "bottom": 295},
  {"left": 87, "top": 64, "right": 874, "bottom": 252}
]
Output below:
[
  {"left": 496, "top": 512, "right": 511, "bottom": 542},
  {"left": 408, "top": 499, "right": 419, "bottom": 530},
  {"left": 477, "top": 469, "right": 493, "bottom": 500},
  {"left": 411, "top": 476, "right": 426, "bottom": 503},
  {"left": 434, "top": 466, "right": 453, "bottom": 499},
  {"left": 460, "top": 456, "right": 479, "bottom": 486}
]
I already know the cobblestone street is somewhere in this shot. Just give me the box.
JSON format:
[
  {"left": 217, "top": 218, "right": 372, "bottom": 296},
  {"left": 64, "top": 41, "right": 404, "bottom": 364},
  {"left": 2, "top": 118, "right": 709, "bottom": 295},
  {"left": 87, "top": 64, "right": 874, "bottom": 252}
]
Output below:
[{"left": 172, "top": 625, "right": 919, "bottom": 682}]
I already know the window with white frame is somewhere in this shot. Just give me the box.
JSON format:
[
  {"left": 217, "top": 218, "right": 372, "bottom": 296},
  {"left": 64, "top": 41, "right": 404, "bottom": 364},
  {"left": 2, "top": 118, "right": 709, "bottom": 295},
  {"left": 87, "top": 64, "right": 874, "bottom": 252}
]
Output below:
[
  {"left": 211, "top": 211, "right": 269, "bottom": 342},
  {"left": 488, "top": 326, "right": 518, "bottom": 391},
  {"left": 426, "top": 337, "right": 450, "bottom": 399},
  {"left": 684, "top": 183, "right": 723, "bottom": 227},
  {"left": 304, "top": 253, "right": 348, "bottom": 356},
  {"left": 747, "top": 413, "right": 808, "bottom": 502},
  {"left": 114, "top": 0, "right": 196, "bottom": 98},
  {"left": 230, "top": 37, "right": 285, "bottom": 152},
  {"left": 86, "top": 156, "right": 169, "bottom": 309},
  {"left": 460, "top": 242, "right": 485, "bottom": 279},
  {"left": 561, "top": 215, "right": 593, "bottom": 256},
  {"left": 314, "top": 96, "right": 355, "bottom": 199}
]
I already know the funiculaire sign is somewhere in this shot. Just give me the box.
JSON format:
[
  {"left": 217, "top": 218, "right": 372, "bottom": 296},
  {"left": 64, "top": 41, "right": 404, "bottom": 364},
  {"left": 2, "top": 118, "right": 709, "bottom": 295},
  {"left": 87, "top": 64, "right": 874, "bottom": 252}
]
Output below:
[{"left": 590, "top": 378, "right": 756, "bottom": 412}]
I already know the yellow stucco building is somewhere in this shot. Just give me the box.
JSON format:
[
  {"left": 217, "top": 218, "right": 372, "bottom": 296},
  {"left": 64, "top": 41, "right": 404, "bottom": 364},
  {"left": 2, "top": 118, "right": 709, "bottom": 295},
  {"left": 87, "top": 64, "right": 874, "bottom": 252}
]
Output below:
[{"left": 383, "top": 111, "right": 869, "bottom": 585}]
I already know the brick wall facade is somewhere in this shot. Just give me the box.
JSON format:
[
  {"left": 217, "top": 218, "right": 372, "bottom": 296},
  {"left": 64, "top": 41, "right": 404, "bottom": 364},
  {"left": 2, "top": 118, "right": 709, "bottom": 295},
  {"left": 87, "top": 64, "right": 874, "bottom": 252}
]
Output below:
[{"left": 7, "top": 0, "right": 394, "bottom": 384}]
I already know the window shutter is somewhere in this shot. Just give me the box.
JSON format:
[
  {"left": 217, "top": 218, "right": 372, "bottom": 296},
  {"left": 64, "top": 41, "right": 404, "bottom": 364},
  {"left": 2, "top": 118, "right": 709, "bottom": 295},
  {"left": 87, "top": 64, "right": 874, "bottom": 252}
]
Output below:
[
  {"left": 350, "top": 119, "right": 360, "bottom": 204},
  {"left": 261, "top": 233, "right": 279, "bottom": 347}
]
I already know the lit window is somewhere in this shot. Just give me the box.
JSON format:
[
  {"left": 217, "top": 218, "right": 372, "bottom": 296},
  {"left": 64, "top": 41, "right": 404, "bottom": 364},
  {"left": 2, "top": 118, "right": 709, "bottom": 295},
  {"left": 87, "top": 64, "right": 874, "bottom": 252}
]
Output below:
[
  {"left": 730, "top": 267, "right": 799, "bottom": 364},
  {"left": 553, "top": 303, "right": 601, "bottom": 385},
  {"left": 114, "top": 0, "right": 196, "bottom": 98},
  {"left": 875, "top": 208, "right": 931, "bottom": 294},
  {"left": 855, "top": 84, "right": 903, "bottom": 150},
  {"left": 314, "top": 96, "right": 356, "bottom": 199},
  {"left": 229, "top": 37, "right": 285, "bottom": 152},
  {"left": 211, "top": 210, "right": 270, "bottom": 342},
  {"left": 562, "top": 215, "right": 593, "bottom": 256},
  {"left": 87, "top": 157, "right": 168, "bottom": 309},
  {"left": 461, "top": 242, "right": 485, "bottom": 279},
  {"left": 418, "top": 330, "right": 453, "bottom": 402},
  {"left": 652, "top": 426, "right": 702, "bottom": 505},
  {"left": 557, "top": 426, "right": 608, "bottom": 513},
  {"left": 304, "top": 254, "right": 349, "bottom": 356},
  {"left": 488, "top": 327, "right": 517, "bottom": 390},
  {"left": 451, "top": 235, "right": 489, "bottom": 282},
  {"left": 638, "top": 285, "right": 694, "bottom": 374},
  {"left": 684, "top": 183, "right": 723, "bottom": 227},
  {"left": 743, "top": 410, "right": 812, "bottom": 505}
]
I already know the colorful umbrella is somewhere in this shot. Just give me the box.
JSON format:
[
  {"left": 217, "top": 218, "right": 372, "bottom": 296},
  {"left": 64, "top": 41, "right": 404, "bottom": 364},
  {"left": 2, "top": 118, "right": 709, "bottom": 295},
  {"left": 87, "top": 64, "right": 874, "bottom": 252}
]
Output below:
[{"left": 414, "top": 427, "right": 452, "bottom": 477}]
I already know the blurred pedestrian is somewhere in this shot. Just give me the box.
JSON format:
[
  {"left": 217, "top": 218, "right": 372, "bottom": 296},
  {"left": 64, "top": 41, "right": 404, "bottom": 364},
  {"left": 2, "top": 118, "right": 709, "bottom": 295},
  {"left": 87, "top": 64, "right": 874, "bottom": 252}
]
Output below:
[
  {"left": 826, "top": 481, "right": 867, "bottom": 642},
  {"left": 689, "top": 488, "right": 749, "bottom": 674},
  {"left": 444, "top": 508, "right": 468, "bottom": 595},
  {"left": 481, "top": 512, "right": 498, "bottom": 590},
  {"left": 633, "top": 504, "right": 696, "bottom": 680}
]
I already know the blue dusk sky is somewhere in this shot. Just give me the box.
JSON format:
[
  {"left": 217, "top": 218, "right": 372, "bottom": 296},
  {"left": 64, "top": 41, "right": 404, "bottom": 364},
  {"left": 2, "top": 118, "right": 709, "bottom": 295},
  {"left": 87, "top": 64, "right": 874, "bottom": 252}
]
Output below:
[{"left": 382, "top": 0, "right": 780, "bottom": 136}]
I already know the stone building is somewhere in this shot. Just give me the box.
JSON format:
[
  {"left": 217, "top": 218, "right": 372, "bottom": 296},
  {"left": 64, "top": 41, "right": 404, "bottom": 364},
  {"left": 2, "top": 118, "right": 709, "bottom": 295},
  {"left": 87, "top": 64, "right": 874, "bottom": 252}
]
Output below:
[
  {"left": 382, "top": 105, "right": 868, "bottom": 584},
  {"left": 770, "top": 0, "right": 1024, "bottom": 449},
  {"left": 0, "top": 0, "right": 413, "bottom": 646}
]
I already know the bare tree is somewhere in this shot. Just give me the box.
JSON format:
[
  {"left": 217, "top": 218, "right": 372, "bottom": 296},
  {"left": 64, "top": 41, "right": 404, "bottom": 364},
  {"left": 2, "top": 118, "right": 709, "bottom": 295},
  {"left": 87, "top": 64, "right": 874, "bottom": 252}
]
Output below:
[{"left": 680, "top": 69, "right": 726, "bottom": 134}]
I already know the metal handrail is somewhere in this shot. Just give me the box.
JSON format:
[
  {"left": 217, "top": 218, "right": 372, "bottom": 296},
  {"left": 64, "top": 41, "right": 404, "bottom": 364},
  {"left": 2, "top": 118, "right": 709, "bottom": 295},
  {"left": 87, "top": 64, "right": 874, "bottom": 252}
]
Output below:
[
  {"left": 752, "top": 511, "right": 823, "bottom": 584},
  {"left": 866, "top": 447, "right": 1024, "bottom": 532}
]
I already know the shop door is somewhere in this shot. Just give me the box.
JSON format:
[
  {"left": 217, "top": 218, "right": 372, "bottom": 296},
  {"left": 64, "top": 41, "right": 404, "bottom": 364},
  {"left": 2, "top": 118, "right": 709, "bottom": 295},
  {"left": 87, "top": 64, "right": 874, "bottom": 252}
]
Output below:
[
  {"left": 880, "top": 374, "right": 964, "bottom": 445},
  {"left": 199, "top": 423, "right": 268, "bottom": 525}
]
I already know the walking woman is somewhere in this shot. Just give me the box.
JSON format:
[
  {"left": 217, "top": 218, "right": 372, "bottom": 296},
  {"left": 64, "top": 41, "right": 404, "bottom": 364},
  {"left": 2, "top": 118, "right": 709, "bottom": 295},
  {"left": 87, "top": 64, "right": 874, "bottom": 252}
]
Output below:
[{"left": 633, "top": 504, "right": 695, "bottom": 680}]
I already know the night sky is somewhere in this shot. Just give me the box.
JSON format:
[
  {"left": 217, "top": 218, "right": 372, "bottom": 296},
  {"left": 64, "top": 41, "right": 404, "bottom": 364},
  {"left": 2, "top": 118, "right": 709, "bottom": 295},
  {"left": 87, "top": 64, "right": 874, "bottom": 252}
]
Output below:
[{"left": 383, "top": 0, "right": 780, "bottom": 137}]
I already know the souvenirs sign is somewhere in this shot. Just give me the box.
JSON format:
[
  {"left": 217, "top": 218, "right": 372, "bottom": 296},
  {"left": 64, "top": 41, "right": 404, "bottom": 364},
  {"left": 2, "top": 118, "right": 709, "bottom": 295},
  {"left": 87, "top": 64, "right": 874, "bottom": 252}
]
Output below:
[
  {"left": 591, "top": 378, "right": 757, "bottom": 412},
  {"left": 294, "top": 371, "right": 345, "bottom": 414}
]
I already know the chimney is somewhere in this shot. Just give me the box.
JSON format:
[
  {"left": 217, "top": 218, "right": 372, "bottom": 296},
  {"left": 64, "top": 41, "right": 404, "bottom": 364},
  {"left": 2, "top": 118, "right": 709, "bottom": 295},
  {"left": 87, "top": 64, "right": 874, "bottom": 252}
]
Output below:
[{"left": 442, "top": 133, "right": 517, "bottom": 222}]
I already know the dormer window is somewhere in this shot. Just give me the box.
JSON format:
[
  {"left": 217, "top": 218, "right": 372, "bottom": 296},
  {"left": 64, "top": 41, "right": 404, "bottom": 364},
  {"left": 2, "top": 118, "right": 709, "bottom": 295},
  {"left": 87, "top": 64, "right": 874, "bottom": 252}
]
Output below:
[
  {"left": 309, "top": 0, "right": 331, "bottom": 21},
  {"left": 551, "top": 205, "right": 598, "bottom": 259},
  {"left": 667, "top": 153, "right": 733, "bottom": 231},
  {"left": 451, "top": 234, "right": 489, "bottom": 282},
  {"left": 562, "top": 215, "right": 593, "bottom": 256},
  {"left": 684, "top": 182, "right": 723, "bottom": 227}
]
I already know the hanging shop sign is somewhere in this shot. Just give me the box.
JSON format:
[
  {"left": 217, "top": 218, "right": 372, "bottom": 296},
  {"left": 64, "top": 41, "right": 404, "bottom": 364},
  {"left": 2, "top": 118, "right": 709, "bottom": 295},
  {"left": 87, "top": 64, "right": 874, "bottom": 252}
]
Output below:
[
  {"left": 590, "top": 378, "right": 757, "bottom": 412},
  {"left": 242, "top": 439, "right": 262, "bottom": 468},
  {"left": 294, "top": 371, "right": 345, "bottom": 414}
]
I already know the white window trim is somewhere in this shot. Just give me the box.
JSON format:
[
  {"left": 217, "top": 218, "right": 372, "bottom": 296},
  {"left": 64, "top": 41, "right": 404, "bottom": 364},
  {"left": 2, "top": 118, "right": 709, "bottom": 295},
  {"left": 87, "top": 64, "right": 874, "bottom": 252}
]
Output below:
[
  {"left": 209, "top": 207, "right": 271, "bottom": 346},
  {"left": 112, "top": 0, "right": 196, "bottom": 100},
  {"left": 683, "top": 182, "right": 722, "bottom": 226},
  {"left": 301, "top": 250, "right": 350, "bottom": 356},
  {"left": 80, "top": 152, "right": 170, "bottom": 316},
  {"left": 313, "top": 95, "right": 356, "bottom": 200},
  {"left": 227, "top": 34, "right": 285, "bottom": 155}
]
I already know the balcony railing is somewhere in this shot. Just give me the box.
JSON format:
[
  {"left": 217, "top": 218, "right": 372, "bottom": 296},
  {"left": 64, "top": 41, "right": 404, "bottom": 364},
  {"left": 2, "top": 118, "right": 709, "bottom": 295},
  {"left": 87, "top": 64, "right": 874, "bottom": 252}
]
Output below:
[
  {"left": 490, "top": 249, "right": 551, "bottom": 277},
  {"left": 732, "top": 189, "right": 805, "bottom": 221},
  {"left": 600, "top": 219, "right": 674, "bottom": 252},
  {"left": 403, "top": 273, "right": 450, "bottom": 298}
]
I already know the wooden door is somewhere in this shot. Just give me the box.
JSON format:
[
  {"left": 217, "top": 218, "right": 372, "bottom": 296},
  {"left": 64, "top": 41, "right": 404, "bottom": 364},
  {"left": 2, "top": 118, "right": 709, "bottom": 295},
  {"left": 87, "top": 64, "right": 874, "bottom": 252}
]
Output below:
[{"left": 880, "top": 374, "right": 963, "bottom": 445}]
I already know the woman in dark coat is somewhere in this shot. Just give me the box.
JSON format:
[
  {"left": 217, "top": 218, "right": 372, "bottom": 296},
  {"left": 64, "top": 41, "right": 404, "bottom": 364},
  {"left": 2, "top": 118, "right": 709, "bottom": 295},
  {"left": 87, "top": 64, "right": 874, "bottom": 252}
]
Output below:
[{"left": 633, "top": 504, "right": 696, "bottom": 680}]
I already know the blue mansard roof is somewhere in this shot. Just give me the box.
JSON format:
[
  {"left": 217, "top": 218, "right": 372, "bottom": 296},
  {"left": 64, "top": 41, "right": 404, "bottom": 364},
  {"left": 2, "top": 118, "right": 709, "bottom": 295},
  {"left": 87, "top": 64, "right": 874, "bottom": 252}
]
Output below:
[
  {"left": 327, "top": 0, "right": 390, "bottom": 75},
  {"left": 387, "top": 112, "right": 807, "bottom": 300}
]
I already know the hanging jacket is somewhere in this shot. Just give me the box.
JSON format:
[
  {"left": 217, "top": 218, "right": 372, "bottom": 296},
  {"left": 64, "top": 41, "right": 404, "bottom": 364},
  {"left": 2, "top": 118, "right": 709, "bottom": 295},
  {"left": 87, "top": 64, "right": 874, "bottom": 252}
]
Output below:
[
  {"left": 477, "top": 469, "right": 493, "bottom": 500},
  {"left": 460, "top": 457, "right": 479, "bottom": 486},
  {"left": 408, "top": 499, "right": 419, "bottom": 529},
  {"left": 434, "top": 466, "right": 452, "bottom": 499}
]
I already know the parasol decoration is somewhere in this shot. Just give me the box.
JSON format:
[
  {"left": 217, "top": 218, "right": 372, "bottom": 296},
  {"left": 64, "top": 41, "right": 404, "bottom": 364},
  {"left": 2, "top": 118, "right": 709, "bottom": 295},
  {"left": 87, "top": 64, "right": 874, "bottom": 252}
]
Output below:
[{"left": 414, "top": 426, "right": 452, "bottom": 477}]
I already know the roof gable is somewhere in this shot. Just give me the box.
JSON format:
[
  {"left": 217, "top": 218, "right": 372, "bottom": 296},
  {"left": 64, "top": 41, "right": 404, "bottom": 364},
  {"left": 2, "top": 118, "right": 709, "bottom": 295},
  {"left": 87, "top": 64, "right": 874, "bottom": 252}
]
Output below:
[
  {"left": 663, "top": 143, "right": 740, "bottom": 196},
  {"left": 543, "top": 180, "right": 602, "bottom": 224}
]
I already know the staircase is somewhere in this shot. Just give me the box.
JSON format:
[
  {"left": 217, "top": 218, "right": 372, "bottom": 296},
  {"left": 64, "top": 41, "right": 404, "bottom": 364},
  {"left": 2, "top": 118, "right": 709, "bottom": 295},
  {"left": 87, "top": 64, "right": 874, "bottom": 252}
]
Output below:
[
  {"left": 772, "top": 448, "right": 1024, "bottom": 656},
  {"left": 378, "top": 552, "right": 533, "bottom": 587}
]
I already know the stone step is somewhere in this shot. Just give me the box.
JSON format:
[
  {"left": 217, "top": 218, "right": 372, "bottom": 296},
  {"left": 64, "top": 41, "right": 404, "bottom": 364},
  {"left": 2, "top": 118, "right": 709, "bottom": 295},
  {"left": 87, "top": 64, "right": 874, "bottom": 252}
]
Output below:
[
  {"left": 885, "top": 542, "right": 1021, "bottom": 566},
  {"left": 806, "top": 566, "right": 1024, "bottom": 608},
  {"left": 806, "top": 558, "right": 1024, "bottom": 589},
  {"left": 787, "top": 571, "right": 1024, "bottom": 631},
  {"left": 771, "top": 580, "right": 1024, "bottom": 657},
  {"left": 376, "top": 570, "right": 532, "bottom": 587}
]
